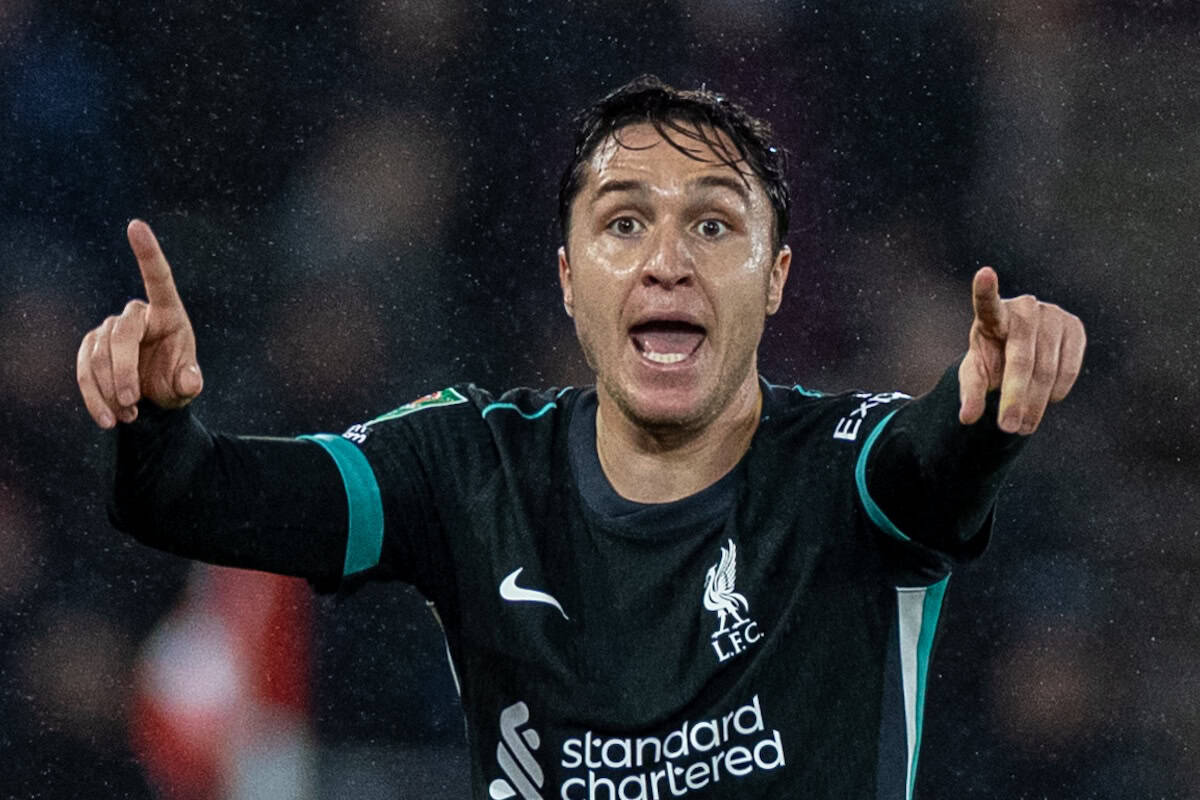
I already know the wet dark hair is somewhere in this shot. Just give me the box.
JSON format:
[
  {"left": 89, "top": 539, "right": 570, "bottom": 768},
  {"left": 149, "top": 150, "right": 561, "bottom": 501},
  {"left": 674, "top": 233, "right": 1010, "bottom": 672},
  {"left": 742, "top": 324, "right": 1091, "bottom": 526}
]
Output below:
[{"left": 558, "top": 75, "right": 790, "bottom": 253}]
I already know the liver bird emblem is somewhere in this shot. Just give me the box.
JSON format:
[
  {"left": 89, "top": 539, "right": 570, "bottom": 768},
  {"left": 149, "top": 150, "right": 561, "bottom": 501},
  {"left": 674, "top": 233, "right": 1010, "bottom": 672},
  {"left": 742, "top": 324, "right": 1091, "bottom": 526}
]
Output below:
[{"left": 703, "top": 539, "right": 749, "bottom": 635}]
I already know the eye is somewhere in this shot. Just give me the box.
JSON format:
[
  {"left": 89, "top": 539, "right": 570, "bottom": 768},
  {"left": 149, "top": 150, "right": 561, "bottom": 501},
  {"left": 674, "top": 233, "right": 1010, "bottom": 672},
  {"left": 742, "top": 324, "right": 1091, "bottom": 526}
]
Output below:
[
  {"left": 696, "top": 219, "right": 730, "bottom": 238},
  {"left": 607, "top": 216, "right": 644, "bottom": 236}
]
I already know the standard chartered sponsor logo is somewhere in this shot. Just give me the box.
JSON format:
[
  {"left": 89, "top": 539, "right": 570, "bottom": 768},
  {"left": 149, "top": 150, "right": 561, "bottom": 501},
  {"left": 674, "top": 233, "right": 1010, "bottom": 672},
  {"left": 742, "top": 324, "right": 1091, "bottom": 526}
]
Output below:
[
  {"left": 558, "top": 695, "right": 785, "bottom": 799},
  {"left": 490, "top": 696, "right": 785, "bottom": 799},
  {"left": 489, "top": 701, "right": 545, "bottom": 800}
]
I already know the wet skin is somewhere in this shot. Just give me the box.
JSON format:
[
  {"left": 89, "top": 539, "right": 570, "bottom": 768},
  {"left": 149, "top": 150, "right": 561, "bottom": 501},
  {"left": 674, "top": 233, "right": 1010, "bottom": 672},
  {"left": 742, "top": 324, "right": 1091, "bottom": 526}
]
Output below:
[
  {"left": 76, "top": 133, "right": 1084, "bottom": 504},
  {"left": 558, "top": 123, "right": 791, "bottom": 502}
]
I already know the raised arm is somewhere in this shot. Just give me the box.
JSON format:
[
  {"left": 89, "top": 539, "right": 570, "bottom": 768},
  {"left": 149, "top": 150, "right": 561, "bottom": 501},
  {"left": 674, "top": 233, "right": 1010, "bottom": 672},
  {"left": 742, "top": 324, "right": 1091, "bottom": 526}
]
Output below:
[
  {"left": 78, "top": 221, "right": 349, "bottom": 584},
  {"left": 77, "top": 220, "right": 204, "bottom": 429},
  {"left": 958, "top": 266, "right": 1086, "bottom": 435},
  {"left": 866, "top": 268, "right": 1086, "bottom": 555}
]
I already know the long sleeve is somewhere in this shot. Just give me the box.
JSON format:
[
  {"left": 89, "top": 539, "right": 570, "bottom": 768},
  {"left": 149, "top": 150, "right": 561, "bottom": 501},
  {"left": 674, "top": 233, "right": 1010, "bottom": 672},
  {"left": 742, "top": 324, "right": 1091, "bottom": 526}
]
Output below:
[
  {"left": 864, "top": 362, "right": 1026, "bottom": 558},
  {"left": 110, "top": 401, "right": 350, "bottom": 584}
]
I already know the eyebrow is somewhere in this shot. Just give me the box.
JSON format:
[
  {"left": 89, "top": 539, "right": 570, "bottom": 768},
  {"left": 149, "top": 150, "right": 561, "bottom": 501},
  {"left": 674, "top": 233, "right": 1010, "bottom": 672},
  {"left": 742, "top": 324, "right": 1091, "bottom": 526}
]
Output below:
[
  {"left": 590, "top": 179, "right": 649, "bottom": 206},
  {"left": 690, "top": 174, "right": 751, "bottom": 203},
  {"left": 589, "top": 175, "right": 750, "bottom": 206}
]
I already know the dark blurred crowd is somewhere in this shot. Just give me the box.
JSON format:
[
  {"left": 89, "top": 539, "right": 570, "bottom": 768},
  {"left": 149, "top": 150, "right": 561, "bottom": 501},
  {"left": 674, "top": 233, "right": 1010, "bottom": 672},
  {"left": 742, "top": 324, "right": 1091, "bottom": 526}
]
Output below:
[{"left": 2, "top": 1, "right": 1197, "bottom": 798}]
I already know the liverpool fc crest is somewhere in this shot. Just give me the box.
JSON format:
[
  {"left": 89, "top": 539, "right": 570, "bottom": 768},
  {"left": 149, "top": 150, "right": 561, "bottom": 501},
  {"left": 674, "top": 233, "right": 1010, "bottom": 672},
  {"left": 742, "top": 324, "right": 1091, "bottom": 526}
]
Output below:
[{"left": 703, "top": 539, "right": 762, "bottom": 662}]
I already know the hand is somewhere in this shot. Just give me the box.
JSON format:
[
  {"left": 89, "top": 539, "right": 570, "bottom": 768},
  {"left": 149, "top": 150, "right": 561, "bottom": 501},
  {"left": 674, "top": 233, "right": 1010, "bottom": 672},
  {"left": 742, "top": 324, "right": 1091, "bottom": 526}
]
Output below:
[
  {"left": 958, "top": 267, "right": 1086, "bottom": 435},
  {"left": 76, "top": 220, "right": 203, "bottom": 429}
]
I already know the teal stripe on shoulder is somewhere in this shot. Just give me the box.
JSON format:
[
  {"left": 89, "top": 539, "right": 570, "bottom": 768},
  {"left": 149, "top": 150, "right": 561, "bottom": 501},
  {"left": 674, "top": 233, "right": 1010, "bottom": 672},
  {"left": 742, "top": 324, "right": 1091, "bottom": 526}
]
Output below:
[
  {"left": 298, "top": 433, "right": 384, "bottom": 577},
  {"left": 854, "top": 408, "right": 911, "bottom": 542},
  {"left": 761, "top": 379, "right": 825, "bottom": 397},
  {"left": 480, "top": 400, "right": 557, "bottom": 420}
]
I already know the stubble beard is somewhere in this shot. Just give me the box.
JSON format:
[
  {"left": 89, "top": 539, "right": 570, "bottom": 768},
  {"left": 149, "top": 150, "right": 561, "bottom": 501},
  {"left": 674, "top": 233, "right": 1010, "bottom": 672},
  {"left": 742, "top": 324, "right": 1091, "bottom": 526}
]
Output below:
[{"left": 579, "top": 328, "right": 757, "bottom": 442}]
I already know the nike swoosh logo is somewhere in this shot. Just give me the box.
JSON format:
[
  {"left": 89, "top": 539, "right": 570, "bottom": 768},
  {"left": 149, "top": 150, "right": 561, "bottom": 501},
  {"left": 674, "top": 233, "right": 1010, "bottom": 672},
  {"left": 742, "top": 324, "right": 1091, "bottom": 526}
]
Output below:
[{"left": 499, "top": 568, "right": 569, "bottom": 620}]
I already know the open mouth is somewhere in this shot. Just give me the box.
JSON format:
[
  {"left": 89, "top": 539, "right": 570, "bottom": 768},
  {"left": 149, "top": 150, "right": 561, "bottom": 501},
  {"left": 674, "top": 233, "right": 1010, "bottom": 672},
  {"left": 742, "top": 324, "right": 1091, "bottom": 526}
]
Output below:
[{"left": 629, "top": 320, "right": 707, "bottom": 365}]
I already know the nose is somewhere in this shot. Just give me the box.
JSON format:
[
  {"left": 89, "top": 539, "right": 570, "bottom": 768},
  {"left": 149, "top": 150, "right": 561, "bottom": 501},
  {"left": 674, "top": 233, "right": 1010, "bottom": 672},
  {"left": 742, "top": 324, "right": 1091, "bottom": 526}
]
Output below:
[{"left": 640, "top": 227, "right": 694, "bottom": 289}]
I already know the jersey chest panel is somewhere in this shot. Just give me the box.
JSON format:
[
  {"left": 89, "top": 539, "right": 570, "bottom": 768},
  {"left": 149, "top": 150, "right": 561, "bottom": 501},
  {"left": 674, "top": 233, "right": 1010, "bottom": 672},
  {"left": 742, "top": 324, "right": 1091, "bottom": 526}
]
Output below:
[{"left": 432, "top": 394, "right": 899, "bottom": 799}]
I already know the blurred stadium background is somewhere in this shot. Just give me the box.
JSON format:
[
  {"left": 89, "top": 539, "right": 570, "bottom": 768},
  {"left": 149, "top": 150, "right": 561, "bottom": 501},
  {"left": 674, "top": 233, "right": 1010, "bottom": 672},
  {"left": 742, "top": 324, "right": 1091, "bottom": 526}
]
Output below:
[{"left": 1, "top": 1, "right": 1197, "bottom": 797}]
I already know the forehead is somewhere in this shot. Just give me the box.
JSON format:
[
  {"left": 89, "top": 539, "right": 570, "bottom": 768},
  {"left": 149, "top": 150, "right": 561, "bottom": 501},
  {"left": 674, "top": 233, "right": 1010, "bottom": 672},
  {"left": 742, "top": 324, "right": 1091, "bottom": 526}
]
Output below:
[{"left": 581, "top": 122, "right": 765, "bottom": 201}]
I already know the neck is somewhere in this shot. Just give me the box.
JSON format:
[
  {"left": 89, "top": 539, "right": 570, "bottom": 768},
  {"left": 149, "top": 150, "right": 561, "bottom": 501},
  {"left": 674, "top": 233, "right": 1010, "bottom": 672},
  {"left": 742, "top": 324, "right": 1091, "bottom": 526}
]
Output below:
[{"left": 595, "top": 377, "right": 763, "bottom": 504}]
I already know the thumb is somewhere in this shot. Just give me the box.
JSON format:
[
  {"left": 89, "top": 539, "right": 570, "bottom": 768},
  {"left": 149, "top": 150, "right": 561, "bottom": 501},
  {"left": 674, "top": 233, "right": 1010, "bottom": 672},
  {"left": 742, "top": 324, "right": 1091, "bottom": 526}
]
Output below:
[{"left": 174, "top": 363, "right": 204, "bottom": 399}]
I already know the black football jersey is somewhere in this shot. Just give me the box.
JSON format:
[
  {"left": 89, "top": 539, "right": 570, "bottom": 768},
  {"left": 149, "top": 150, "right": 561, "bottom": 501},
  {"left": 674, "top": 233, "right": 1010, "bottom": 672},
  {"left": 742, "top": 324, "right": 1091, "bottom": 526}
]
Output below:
[{"left": 298, "top": 376, "right": 990, "bottom": 800}]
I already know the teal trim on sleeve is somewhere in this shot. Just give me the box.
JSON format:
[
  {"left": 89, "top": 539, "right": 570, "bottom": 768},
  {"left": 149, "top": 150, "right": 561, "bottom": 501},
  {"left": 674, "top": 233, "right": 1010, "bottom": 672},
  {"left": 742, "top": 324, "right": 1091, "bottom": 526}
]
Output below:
[
  {"left": 908, "top": 576, "right": 949, "bottom": 800},
  {"left": 854, "top": 409, "right": 911, "bottom": 542},
  {"left": 761, "top": 379, "right": 824, "bottom": 397},
  {"left": 481, "top": 401, "right": 557, "bottom": 420},
  {"left": 298, "top": 433, "right": 384, "bottom": 577}
]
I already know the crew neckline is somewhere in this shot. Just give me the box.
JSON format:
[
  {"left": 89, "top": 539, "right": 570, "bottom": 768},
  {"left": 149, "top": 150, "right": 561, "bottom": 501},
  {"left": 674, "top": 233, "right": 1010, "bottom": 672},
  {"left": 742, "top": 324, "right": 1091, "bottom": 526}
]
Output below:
[{"left": 566, "top": 389, "right": 742, "bottom": 538}]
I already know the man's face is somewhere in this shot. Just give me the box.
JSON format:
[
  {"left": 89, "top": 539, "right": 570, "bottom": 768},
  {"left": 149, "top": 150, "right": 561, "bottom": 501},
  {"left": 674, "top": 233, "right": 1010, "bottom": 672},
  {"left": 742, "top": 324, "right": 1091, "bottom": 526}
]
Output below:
[{"left": 559, "top": 122, "right": 790, "bottom": 433}]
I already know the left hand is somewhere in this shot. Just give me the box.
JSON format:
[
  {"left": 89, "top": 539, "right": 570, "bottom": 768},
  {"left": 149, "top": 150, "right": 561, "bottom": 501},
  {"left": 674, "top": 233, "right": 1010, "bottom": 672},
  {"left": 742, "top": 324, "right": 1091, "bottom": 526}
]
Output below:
[{"left": 958, "top": 267, "right": 1086, "bottom": 435}]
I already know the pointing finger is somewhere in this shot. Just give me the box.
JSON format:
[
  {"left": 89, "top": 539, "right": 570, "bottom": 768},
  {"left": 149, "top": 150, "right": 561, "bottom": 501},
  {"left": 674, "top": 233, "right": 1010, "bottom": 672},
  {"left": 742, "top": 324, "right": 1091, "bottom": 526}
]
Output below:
[
  {"left": 127, "top": 219, "right": 184, "bottom": 310},
  {"left": 971, "top": 266, "right": 1007, "bottom": 339}
]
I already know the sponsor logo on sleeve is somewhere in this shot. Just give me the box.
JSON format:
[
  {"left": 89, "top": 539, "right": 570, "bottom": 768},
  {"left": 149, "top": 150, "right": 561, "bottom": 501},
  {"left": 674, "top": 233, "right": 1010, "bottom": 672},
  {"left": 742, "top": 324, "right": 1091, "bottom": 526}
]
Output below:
[
  {"left": 703, "top": 539, "right": 761, "bottom": 663},
  {"left": 341, "top": 387, "right": 469, "bottom": 443},
  {"left": 832, "top": 391, "right": 911, "bottom": 442}
]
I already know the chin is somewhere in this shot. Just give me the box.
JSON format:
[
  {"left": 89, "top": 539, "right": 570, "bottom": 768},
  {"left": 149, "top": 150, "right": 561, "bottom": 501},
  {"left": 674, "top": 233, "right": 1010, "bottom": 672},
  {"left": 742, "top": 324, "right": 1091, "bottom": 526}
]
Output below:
[{"left": 611, "top": 383, "right": 714, "bottom": 433}]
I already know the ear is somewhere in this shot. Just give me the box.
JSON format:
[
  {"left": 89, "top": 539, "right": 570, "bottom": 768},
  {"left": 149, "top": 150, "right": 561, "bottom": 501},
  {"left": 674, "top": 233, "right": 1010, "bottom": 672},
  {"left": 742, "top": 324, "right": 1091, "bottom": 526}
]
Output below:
[
  {"left": 765, "top": 245, "right": 791, "bottom": 316},
  {"left": 558, "top": 246, "right": 574, "bottom": 318}
]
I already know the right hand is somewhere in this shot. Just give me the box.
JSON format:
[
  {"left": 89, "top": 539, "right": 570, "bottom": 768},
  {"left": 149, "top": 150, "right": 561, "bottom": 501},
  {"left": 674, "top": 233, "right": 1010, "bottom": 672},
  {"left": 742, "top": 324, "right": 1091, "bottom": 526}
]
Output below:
[{"left": 77, "top": 220, "right": 203, "bottom": 429}]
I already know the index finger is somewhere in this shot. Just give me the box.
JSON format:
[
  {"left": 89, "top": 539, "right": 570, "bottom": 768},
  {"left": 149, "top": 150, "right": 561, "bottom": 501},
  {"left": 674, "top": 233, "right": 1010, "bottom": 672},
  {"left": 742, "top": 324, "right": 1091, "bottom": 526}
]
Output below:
[
  {"left": 971, "top": 266, "right": 1007, "bottom": 337},
  {"left": 126, "top": 219, "right": 183, "bottom": 309}
]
